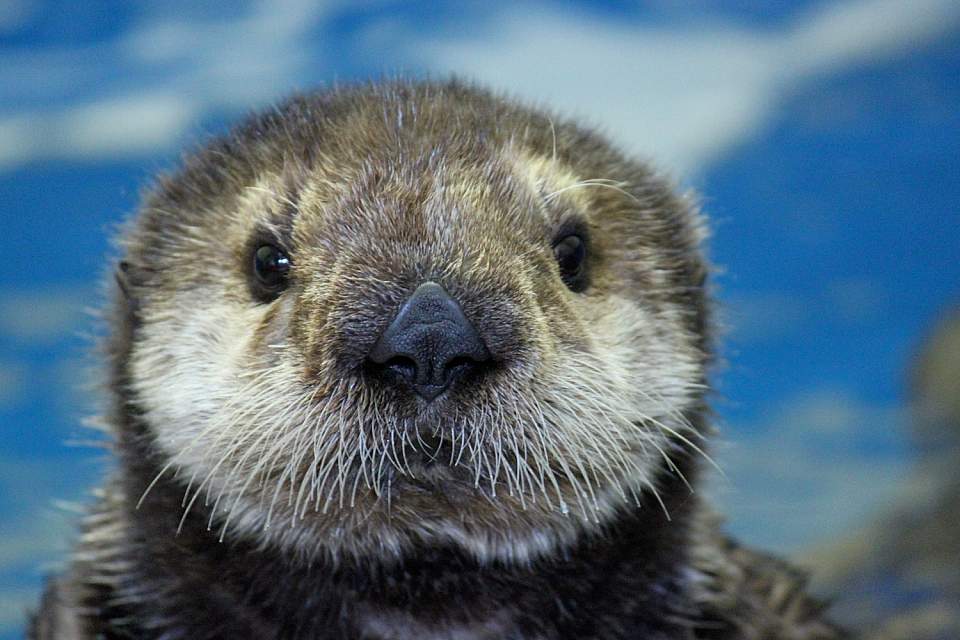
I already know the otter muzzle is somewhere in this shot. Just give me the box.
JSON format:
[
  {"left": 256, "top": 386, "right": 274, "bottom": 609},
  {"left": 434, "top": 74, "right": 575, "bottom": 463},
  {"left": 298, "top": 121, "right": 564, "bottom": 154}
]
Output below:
[{"left": 367, "top": 282, "right": 490, "bottom": 401}]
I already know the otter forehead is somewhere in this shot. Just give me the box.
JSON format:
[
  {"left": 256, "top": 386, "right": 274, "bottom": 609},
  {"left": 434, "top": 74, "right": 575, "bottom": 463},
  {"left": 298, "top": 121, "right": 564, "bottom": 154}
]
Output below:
[
  {"left": 294, "top": 150, "right": 552, "bottom": 266},
  {"left": 122, "top": 81, "right": 710, "bottom": 563},
  {"left": 133, "top": 83, "right": 705, "bottom": 311}
]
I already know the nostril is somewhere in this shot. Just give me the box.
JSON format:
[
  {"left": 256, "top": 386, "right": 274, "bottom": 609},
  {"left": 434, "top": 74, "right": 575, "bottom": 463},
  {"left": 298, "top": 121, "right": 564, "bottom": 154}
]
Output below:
[
  {"left": 441, "top": 355, "right": 486, "bottom": 384},
  {"left": 381, "top": 355, "right": 417, "bottom": 384}
]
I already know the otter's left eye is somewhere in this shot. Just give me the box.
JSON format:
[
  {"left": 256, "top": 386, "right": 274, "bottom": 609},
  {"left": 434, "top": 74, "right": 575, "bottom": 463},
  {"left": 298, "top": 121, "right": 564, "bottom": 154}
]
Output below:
[
  {"left": 252, "top": 244, "right": 291, "bottom": 298},
  {"left": 553, "top": 234, "right": 587, "bottom": 291}
]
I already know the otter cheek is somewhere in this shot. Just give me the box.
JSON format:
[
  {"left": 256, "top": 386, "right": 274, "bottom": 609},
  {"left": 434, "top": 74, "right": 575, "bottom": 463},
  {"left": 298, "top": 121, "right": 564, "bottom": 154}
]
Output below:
[{"left": 130, "top": 297, "right": 260, "bottom": 461}]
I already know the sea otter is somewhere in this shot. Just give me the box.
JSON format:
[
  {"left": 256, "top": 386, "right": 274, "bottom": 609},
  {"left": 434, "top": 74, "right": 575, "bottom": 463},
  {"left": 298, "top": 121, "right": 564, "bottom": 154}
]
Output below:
[{"left": 31, "top": 80, "right": 845, "bottom": 639}]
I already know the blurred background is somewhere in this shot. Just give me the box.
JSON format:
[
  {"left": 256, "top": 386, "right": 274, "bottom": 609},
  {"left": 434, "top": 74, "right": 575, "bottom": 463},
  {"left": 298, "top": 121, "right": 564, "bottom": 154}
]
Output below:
[{"left": 1, "top": 1, "right": 957, "bottom": 638}]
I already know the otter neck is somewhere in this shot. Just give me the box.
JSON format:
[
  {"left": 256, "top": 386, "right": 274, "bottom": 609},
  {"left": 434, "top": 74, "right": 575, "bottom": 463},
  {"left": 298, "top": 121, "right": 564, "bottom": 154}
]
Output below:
[{"left": 115, "top": 419, "right": 702, "bottom": 639}]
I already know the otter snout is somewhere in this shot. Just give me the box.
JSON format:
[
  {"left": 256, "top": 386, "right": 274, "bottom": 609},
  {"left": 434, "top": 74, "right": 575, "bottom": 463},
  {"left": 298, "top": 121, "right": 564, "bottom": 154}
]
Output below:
[{"left": 367, "top": 281, "right": 491, "bottom": 401}]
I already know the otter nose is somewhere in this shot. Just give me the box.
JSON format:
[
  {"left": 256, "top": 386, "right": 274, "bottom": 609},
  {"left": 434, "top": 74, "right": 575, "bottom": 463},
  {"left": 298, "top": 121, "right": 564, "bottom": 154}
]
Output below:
[{"left": 367, "top": 282, "right": 490, "bottom": 401}]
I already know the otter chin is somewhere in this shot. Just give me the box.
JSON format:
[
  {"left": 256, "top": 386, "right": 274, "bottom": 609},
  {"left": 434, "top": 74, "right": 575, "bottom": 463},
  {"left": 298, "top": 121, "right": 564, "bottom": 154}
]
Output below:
[{"left": 31, "top": 80, "right": 847, "bottom": 639}]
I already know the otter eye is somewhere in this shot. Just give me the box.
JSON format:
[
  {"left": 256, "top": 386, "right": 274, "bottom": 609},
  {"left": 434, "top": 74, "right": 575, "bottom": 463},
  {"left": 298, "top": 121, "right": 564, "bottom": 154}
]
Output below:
[
  {"left": 252, "top": 244, "right": 291, "bottom": 298},
  {"left": 553, "top": 234, "right": 587, "bottom": 291}
]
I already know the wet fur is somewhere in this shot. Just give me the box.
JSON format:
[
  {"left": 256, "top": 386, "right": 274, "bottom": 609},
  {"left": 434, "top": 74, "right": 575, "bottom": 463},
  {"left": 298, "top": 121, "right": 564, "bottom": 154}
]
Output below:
[{"left": 32, "top": 80, "right": 846, "bottom": 639}]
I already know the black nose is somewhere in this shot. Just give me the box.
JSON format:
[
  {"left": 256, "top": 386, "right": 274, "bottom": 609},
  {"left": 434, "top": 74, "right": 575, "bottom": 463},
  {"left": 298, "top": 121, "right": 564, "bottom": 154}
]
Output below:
[{"left": 367, "top": 282, "right": 490, "bottom": 401}]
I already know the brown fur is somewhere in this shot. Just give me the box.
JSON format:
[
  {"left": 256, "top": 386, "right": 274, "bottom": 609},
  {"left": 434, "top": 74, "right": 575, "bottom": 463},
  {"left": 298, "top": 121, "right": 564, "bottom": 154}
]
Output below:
[{"left": 32, "top": 79, "right": 846, "bottom": 639}]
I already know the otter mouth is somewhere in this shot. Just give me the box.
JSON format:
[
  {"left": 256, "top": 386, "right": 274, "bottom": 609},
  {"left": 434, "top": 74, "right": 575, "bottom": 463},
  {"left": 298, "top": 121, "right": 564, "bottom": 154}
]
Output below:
[
  {"left": 386, "top": 431, "right": 471, "bottom": 490},
  {"left": 410, "top": 432, "right": 449, "bottom": 465}
]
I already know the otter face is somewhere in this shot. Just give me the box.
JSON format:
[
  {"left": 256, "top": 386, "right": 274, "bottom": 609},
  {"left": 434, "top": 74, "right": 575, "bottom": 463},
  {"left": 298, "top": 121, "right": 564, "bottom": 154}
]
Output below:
[{"left": 123, "top": 84, "right": 710, "bottom": 563}]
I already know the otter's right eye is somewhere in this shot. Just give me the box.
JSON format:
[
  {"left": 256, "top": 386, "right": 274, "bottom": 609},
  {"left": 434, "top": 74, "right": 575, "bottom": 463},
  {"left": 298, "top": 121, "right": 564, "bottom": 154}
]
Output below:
[{"left": 252, "top": 244, "right": 291, "bottom": 298}]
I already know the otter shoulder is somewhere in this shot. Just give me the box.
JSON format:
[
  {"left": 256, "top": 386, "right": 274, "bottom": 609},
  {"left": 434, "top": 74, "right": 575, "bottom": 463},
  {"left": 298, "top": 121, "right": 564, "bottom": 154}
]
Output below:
[{"left": 688, "top": 508, "right": 849, "bottom": 639}]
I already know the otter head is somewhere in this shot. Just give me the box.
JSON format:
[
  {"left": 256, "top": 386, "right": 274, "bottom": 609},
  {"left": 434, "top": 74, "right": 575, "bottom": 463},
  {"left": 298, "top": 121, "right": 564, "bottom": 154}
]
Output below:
[{"left": 118, "top": 82, "right": 711, "bottom": 564}]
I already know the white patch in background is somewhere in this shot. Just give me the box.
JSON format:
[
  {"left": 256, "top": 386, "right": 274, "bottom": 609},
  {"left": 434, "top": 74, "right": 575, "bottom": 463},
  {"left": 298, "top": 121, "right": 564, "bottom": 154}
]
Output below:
[
  {"left": 0, "top": 115, "right": 35, "bottom": 169},
  {"left": 0, "top": 288, "right": 92, "bottom": 343},
  {"left": 707, "top": 389, "right": 911, "bottom": 554},
  {"left": 784, "top": 0, "right": 960, "bottom": 73},
  {"left": 721, "top": 291, "right": 809, "bottom": 344},
  {"left": 389, "top": 0, "right": 960, "bottom": 176},
  {"left": 825, "top": 277, "right": 888, "bottom": 324},
  {"left": 722, "top": 278, "right": 890, "bottom": 345},
  {"left": 0, "top": 95, "right": 196, "bottom": 169},
  {"left": 59, "top": 93, "right": 198, "bottom": 159}
]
